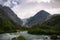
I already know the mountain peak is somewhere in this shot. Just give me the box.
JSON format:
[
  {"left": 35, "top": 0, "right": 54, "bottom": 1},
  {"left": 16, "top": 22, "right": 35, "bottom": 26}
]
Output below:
[
  {"left": 37, "top": 10, "right": 50, "bottom": 15},
  {"left": 26, "top": 10, "right": 51, "bottom": 26},
  {"left": 34, "top": 10, "right": 50, "bottom": 18},
  {"left": 40, "top": 10, "right": 46, "bottom": 12},
  {"left": 0, "top": 5, "right": 23, "bottom": 25}
]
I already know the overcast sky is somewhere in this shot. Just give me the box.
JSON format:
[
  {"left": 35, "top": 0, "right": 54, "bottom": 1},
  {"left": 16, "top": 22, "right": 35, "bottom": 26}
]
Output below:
[{"left": 0, "top": 0, "right": 60, "bottom": 19}]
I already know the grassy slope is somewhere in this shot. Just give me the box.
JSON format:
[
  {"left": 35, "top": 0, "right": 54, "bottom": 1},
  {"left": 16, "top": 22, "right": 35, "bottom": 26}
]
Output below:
[{"left": 28, "top": 15, "right": 60, "bottom": 35}]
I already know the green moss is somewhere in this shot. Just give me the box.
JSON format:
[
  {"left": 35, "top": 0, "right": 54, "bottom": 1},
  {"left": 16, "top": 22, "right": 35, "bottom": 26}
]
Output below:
[{"left": 12, "top": 36, "right": 26, "bottom": 40}]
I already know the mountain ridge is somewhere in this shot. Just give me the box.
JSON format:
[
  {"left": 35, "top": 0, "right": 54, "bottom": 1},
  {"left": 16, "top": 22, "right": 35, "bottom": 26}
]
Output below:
[
  {"left": 0, "top": 5, "right": 22, "bottom": 25},
  {"left": 25, "top": 10, "right": 51, "bottom": 26}
]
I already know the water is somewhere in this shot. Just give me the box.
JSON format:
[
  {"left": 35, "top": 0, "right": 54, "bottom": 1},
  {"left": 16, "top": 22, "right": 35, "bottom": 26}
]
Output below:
[
  {"left": 0, "top": 33, "right": 20, "bottom": 40},
  {"left": 20, "top": 31, "right": 51, "bottom": 40},
  {"left": 0, "top": 31, "right": 52, "bottom": 40}
]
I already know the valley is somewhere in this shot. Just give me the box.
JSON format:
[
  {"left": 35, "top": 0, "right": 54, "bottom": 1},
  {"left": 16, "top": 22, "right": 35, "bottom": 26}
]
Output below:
[{"left": 0, "top": 5, "right": 60, "bottom": 40}]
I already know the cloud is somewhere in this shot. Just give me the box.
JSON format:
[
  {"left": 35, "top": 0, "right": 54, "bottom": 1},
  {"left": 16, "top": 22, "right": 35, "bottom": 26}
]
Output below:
[
  {"left": 24, "top": 0, "right": 51, "bottom": 3},
  {"left": 11, "top": 0, "right": 60, "bottom": 19},
  {"left": 0, "top": 0, "right": 21, "bottom": 8},
  {"left": 0, "top": 0, "right": 60, "bottom": 19},
  {"left": 0, "top": 0, "right": 7, "bottom": 4},
  {"left": 0, "top": 0, "right": 60, "bottom": 8},
  {"left": 52, "top": 0, "right": 60, "bottom": 3},
  {"left": 45, "top": 8, "right": 60, "bottom": 14},
  {"left": 0, "top": 0, "right": 7, "bottom": 2},
  {"left": 49, "top": 0, "right": 60, "bottom": 8}
]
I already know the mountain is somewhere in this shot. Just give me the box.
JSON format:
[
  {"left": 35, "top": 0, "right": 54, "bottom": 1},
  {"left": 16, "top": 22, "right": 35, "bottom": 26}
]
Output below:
[
  {"left": 28, "top": 14, "right": 60, "bottom": 35},
  {"left": 0, "top": 5, "right": 22, "bottom": 33},
  {"left": 42, "top": 14, "right": 60, "bottom": 27},
  {"left": 0, "top": 5, "right": 22, "bottom": 25},
  {"left": 26, "top": 10, "right": 51, "bottom": 26}
]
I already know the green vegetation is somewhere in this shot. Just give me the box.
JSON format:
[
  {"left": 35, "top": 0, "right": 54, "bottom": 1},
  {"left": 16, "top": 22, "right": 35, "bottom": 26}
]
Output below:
[
  {"left": 28, "top": 25, "right": 60, "bottom": 35},
  {"left": 12, "top": 36, "right": 26, "bottom": 40},
  {"left": 28, "top": 15, "right": 60, "bottom": 35},
  {"left": 0, "top": 9, "right": 16, "bottom": 33},
  {"left": 0, "top": 17, "right": 28, "bottom": 33},
  {"left": 0, "top": 7, "right": 28, "bottom": 34},
  {"left": 0, "top": 17, "right": 15, "bottom": 33}
]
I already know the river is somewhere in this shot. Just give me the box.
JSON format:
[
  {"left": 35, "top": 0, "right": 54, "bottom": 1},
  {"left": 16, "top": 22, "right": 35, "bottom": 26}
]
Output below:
[{"left": 0, "top": 31, "right": 59, "bottom": 40}]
